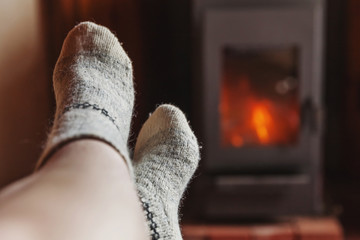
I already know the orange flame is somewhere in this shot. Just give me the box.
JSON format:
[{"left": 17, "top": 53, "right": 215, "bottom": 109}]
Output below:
[
  {"left": 252, "top": 105, "right": 272, "bottom": 144},
  {"left": 220, "top": 75, "right": 299, "bottom": 148}
]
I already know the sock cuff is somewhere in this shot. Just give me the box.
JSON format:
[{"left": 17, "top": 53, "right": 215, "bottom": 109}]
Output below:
[{"left": 36, "top": 110, "right": 134, "bottom": 179}]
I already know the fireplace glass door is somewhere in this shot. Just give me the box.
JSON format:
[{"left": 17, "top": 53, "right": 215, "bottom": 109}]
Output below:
[{"left": 220, "top": 46, "right": 300, "bottom": 148}]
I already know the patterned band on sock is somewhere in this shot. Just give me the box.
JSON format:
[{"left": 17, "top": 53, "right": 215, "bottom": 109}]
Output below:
[
  {"left": 140, "top": 198, "right": 160, "bottom": 240},
  {"left": 62, "top": 102, "right": 118, "bottom": 129}
]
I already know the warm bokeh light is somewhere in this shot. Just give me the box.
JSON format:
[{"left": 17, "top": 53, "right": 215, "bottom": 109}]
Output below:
[
  {"left": 220, "top": 75, "right": 299, "bottom": 148},
  {"left": 231, "top": 134, "right": 244, "bottom": 147},
  {"left": 252, "top": 105, "right": 271, "bottom": 144},
  {"left": 220, "top": 47, "right": 300, "bottom": 148}
]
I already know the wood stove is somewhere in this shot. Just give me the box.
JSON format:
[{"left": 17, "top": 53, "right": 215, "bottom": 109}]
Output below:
[{"left": 192, "top": 0, "right": 325, "bottom": 218}]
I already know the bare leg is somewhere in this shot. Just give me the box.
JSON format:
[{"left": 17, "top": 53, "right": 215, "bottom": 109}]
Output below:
[
  {"left": 0, "top": 139, "right": 148, "bottom": 240},
  {"left": 0, "top": 22, "right": 148, "bottom": 240}
]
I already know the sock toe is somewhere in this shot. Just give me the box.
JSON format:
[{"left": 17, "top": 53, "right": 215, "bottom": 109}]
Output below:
[
  {"left": 134, "top": 104, "right": 195, "bottom": 156},
  {"left": 59, "top": 21, "right": 131, "bottom": 65},
  {"left": 151, "top": 104, "right": 190, "bottom": 130}
]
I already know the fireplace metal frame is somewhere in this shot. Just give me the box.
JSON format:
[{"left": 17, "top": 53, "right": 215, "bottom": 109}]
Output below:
[{"left": 192, "top": 0, "right": 325, "bottom": 217}]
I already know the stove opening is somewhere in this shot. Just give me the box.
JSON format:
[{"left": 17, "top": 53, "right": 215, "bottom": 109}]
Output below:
[{"left": 220, "top": 46, "right": 300, "bottom": 148}]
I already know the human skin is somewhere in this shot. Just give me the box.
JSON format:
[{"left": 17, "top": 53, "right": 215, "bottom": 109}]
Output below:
[{"left": 0, "top": 139, "right": 148, "bottom": 240}]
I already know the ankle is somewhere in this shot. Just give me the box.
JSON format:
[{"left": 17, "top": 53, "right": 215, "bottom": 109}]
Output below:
[{"left": 44, "top": 139, "right": 131, "bottom": 178}]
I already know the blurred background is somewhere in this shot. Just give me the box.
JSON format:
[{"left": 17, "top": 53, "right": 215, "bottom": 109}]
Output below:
[
  {"left": 0, "top": 0, "right": 358, "bottom": 238},
  {"left": 0, "top": 0, "right": 194, "bottom": 186}
]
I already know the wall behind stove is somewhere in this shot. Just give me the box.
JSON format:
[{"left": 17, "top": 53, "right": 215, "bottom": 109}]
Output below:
[
  {"left": 0, "top": 0, "right": 50, "bottom": 189},
  {"left": 326, "top": 0, "right": 360, "bottom": 230}
]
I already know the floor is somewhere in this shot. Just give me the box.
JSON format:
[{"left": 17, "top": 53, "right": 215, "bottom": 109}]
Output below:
[{"left": 182, "top": 217, "right": 344, "bottom": 240}]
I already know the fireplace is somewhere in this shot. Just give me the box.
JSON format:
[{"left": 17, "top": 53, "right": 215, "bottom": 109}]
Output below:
[{"left": 191, "top": 0, "right": 325, "bottom": 218}]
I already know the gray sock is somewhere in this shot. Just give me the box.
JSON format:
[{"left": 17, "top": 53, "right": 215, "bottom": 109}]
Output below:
[
  {"left": 37, "top": 22, "right": 134, "bottom": 175},
  {"left": 134, "top": 104, "right": 200, "bottom": 240}
]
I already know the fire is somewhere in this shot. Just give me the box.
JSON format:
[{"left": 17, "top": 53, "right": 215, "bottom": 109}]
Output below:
[
  {"left": 252, "top": 105, "right": 271, "bottom": 144},
  {"left": 220, "top": 76, "right": 299, "bottom": 148},
  {"left": 220, "top": 47, "right": 299, "bottom": 148}
]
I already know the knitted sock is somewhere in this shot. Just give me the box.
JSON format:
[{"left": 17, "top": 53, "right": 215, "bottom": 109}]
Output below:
[
  {"left": 36, "top": 22, "right": 134, "bottom": 175},
  {"left": 134, "top": 104, "right": 200, "bottom": 240}
]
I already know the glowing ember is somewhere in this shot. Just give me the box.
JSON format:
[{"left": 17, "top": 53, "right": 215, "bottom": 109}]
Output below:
[{"left": 231, "top": 135, "right": 244, "bottom": 147}]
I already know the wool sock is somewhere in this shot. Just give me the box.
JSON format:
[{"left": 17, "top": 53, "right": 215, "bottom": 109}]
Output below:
[
  {"left": 36, "top": 22, "right": 134, "bottom": 175},
  {"left": 134, "top": 104, "right": 200, "bottom": 240}
]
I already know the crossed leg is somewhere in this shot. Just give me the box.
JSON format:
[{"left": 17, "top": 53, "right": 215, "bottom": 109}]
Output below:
[
  {"left": 0, "top": 21, "right": 148, "bottom": 240},
  {"left": 0, "top": 21, "right": 200, "bottom": 240},
  {"left": 0, "top": 140, "right": 148, "bottom": 240}
]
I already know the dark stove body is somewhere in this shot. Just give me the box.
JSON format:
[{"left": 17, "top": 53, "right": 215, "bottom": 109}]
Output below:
[{"left": 192, "top": 0, "right": 325, "bottom": 218}]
